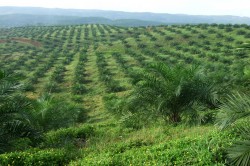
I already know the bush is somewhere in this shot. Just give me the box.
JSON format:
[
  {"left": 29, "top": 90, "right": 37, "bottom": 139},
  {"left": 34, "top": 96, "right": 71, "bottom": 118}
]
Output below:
[
  {"left": 70, "top": 129, "right": 238, "bottom": 165},
  {"left": 0, "top": 148, "right": 73, "bottom": 166},
  {"left": 42, "top": 125, "right": 95, "bottom": 148}
]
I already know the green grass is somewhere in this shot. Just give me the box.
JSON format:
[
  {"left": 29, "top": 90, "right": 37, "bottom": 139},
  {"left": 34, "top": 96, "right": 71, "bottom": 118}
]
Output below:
[{"left": 69, "top": 125, "right": 237, "bottom": 166}]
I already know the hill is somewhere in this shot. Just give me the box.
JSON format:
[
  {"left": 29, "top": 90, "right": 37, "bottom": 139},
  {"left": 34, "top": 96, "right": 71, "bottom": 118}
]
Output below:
[
  {"left": 0, "top": 24, "right": 249, "bottom": 165},
  {"left": 0, "top": 14, "right": 164, "bottom": 27},
  {"left": 0, "top": 6, "right": 250, "bottom": 27}
]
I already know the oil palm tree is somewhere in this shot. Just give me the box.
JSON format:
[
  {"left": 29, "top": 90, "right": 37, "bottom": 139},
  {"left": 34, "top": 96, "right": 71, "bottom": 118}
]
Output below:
[
  {"left": 217, "top": 93, "right": 250, "bottom": 166},
  {"left": 32, "top": 93, "right": 81, "bottom": 132},
  {"left": 125, "top": 62, "right": 218, "bottom": 123},
  {"left": 0, "top": 70, "right": 39, "bottom": 153}
]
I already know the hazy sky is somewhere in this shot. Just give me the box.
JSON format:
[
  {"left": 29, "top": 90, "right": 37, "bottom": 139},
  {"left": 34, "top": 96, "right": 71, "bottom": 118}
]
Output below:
[{"left": 1, "top": 0, "right": 250, "bottom": 17}]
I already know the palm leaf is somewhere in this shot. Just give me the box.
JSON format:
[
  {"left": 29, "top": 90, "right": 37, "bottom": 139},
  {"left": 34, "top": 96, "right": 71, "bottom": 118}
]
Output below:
[
  {"left": 216, "top": 92, "right": 250, "bottom": 166},
  {"left": 227, "top": 140, "right": 250, "bottom": 166},
  {"left": 238, "top": 42, "right": 250, "bottom": 50},
  {"left": 125, "top": 62, "right": 217, "bottom": 123},
  {"left": 216, "top": 92, "right": 250, "bottom": 129},
  {"left": 0, "top": 70, "right": 41, "bottom": 153}
]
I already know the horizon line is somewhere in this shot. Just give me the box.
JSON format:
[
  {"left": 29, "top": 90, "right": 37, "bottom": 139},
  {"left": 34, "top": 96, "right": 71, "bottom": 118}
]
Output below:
[{"left": 1, "top": 5, "right": 250, "bottom": 18}]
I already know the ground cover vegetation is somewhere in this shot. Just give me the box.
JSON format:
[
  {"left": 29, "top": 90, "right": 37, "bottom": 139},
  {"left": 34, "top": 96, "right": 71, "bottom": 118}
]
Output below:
[{"left": 0, "top": 23, "right": 249, "bottom": 165}]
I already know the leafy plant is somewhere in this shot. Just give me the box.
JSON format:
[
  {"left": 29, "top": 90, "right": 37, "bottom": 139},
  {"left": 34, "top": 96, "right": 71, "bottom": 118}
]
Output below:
[
  {"left": 217, "top": 92, "right": 250, "bottom": 166},
  {"left": 0, "top": 148, "right": 75, "bottom": 166},
  {"left": 42, "top": 125, "right": 94, "bottom": 148},
  {"left": 71, "top": 83, "right": 87, "bottom": 95},
  {"left": 0, "top": 70, "right": 40, "bottom": 153},
  {"left": 31, "top": 93, "right": 82, "bottom": 132},
  {"left": 123, "top": 62, "right": 218, "bottom": 124}
]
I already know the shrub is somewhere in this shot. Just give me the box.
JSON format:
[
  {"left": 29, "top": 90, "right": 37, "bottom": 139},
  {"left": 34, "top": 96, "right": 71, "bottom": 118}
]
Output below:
[
  {"left": 42, "top": 125, "right": 95, "bottom": 148},
  {"left": 71, "top": 129, "right": 238, "bottom": 165},
  {"left": 0, "top": 148, "right": 73, "bottom": 166}
]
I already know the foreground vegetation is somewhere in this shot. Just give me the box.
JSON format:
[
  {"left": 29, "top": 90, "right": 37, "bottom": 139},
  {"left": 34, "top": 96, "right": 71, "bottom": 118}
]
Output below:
[{"left": 0, "top": 23, "right": 249, "bottom": 165}]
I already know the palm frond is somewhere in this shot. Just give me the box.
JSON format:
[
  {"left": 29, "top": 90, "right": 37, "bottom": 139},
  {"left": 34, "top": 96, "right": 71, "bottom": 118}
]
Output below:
[
  {"left": 149, "top": 62, "right": 173, "bottom": 81},
  {"left": 216, "top": 92, "right": 250, "bottom": 166},
  {"left": 0, "top": 132, "right": 12, "bottom": 153},
  {"left": 0, "top": 70, "right": 20, "bottom": 83},
  {"left": 124, "top": 62, "right": 217, "bottom": 123},
  {"left": 3, "top": 120, "right": 33, "bottom": 137},
  {"left": 238, "top": 42, "right": 250, "bottom": 50},
  {"left": 216, "top": 92, "right": 250, "bottom": 129},
  {"left": 0, "top": 70, "right": 41, "bottom": 152},
  {"left": 0, "top": 82, "right": 22, "bottom": 98},
  {"left": 227, "top": 140, "right": 250, "bottom": 166}
]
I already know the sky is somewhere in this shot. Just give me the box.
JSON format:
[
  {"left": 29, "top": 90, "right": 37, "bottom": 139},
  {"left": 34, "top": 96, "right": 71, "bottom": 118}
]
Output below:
[{"left": 1, "top": 0, "right": 250, "bottom": 17}]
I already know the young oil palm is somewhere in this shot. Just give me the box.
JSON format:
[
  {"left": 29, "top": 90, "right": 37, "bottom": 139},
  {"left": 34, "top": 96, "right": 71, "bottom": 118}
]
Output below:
[
  {"left": 125, "top": 62, "right": 218, "bottom": 123},
  {"left": 217, "top": 93, "right": 250, "bottom": 166},
  {"left": 0, "top": 70, "right": 39, "bottom": 153},
  {"left": 32, "top": 93, "right": 82, "bottom": 132}
]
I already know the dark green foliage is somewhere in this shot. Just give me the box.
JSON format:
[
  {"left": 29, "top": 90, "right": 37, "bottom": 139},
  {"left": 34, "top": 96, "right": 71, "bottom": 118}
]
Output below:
[
  {"left": 71, "top": 83, "right": 87, "bottom": 95},
  {"left": 44, "top": 81, "right": 61, "bottom": 93},
  {"left": 50, "top": 65, "right": 66, "bottom": 83},
  {"left": 0, "top": 70, "right": 40, "bottom": 153},
  {"left": 31, "top": 93, "right": 82, "bottom": 132},
  {"left": 22, "top": 82, "right": 35, "bottom": 92},
  {"left": 106, "top": 80, "right": 126, "bottom": 93},
  {"left": 42, "top": 125, "right": 94, "bottom": 148},
  {"left": 103, "top": 93, "right": 156, "bottom": 129},
  {"left": 122, "top": 62, "right": 218, "bottom": 124},
  {"left": 217, "top": 93, "right": 250, "bottom": 129},
  {"left": 217, "top": 93, "right": 250, "bottom": 166},
  {"left": 227, "top": 138, "right": 250, "bottom": 166}
]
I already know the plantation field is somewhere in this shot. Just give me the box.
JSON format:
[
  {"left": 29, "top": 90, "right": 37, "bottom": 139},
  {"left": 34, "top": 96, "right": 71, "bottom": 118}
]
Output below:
[{"left": 0, "top": 24, "right": 250, "bottom": 165}]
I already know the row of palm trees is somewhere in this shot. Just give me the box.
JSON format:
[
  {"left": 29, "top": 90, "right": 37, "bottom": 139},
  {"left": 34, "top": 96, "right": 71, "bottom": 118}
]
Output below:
[
  {"left": 0, "top": 70, "right": 82, "bottom": 153},
  {"left": 1, "top": 60, "right": 249, "bottom": 164},
  {"left": 0, "top": 71, "right": 39, "bottom": 153}
]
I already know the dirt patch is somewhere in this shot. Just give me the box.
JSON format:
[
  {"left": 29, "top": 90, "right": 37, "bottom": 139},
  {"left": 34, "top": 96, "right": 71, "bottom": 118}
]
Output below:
[
  {"left": 12, "top": 38, "right": 42, "bottom": 47},
  {"left": 0, "top": 38, "right": 42, "bottom": 47},
  {"left": 0, "top": 39, "right": 6, "bottom": 43}
]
